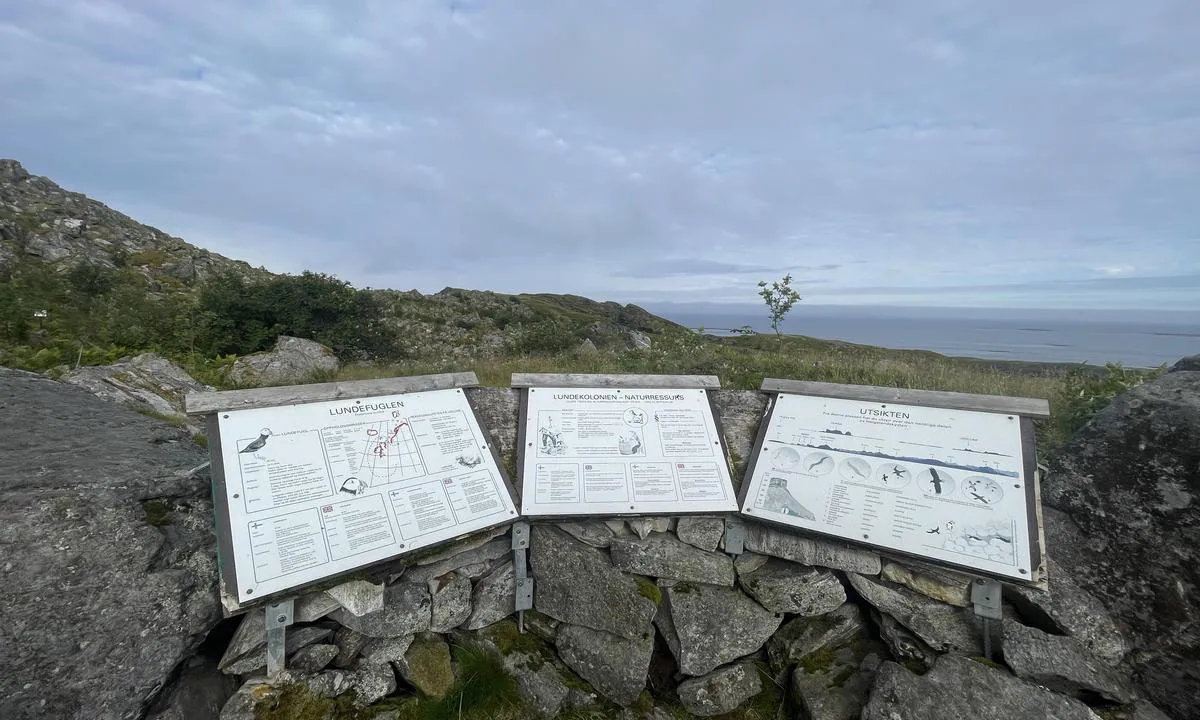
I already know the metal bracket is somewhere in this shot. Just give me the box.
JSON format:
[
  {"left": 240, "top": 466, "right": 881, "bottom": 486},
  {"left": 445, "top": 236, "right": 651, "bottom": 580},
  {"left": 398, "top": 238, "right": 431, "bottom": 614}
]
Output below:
[
  {"left": 971, "top": 578, "right": 1003, "bottom": 661},
  {"left": 265, "top": 598, "right": 295, "bottom": 678},
  {"left": 511, "top": 522, "right": 534, "bottom": 630},
  {"left": 724, "top": 517, "right": 746, "bottom": 555}
]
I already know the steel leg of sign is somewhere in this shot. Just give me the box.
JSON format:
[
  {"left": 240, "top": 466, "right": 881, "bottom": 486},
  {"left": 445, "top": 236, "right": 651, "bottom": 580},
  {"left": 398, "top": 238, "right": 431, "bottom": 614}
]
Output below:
[
  {"left": 971, "top": 578, "right": 1003, "bottom": 661},
  {"left": 265, "top": 598, "right": 295, "bottom": 677},
  {"left": 511, "top": 521, "right": 534, "bottom": 633}
]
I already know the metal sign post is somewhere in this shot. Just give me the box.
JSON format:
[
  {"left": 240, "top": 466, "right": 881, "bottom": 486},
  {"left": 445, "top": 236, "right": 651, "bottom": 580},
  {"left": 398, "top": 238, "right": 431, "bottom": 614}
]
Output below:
[
  {"left": 265, "top": 598, "right": 295, "bottom": 677},
  {"left": 971, "top": 578, "right": 1003, "bottom": 661},
  {"left": 511, "top": 521, "right": 533, "bottom": 632}
]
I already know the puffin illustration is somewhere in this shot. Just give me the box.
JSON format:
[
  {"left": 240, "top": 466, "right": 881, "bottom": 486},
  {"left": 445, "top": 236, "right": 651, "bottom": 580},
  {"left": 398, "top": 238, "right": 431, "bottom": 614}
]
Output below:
[
  {"left": 239, "top": 428, "right": 272, "bottom": 454},
  {"left": 764, "top": 477, "right": 816, "bottom": 520}
]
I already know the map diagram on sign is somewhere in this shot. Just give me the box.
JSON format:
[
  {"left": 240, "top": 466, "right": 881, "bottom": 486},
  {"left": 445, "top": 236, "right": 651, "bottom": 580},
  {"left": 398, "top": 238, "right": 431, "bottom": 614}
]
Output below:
[
  {"left": 739, "top": 392, "right": 1036, "bottom": 581},
  {"left": 322, "top": 420, "right": 426, "bottom": 495}
]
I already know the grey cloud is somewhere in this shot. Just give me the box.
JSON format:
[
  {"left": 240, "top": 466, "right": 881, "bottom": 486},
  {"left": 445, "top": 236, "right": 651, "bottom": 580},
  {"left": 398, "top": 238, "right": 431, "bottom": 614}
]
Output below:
[{"left": 0, "top": 0, "right": 1198, "bottom": 309}]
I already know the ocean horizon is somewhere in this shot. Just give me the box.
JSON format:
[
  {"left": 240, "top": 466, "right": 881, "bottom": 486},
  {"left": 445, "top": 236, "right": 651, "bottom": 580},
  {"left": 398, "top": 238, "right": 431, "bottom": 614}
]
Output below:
[{"left": 646, "top": 304, "right": 1200, "bottom": 369}]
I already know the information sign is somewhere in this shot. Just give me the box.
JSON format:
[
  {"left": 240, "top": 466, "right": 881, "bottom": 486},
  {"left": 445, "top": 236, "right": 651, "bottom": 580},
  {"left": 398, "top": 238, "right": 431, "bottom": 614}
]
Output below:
[
  {"left": 210, "top": 386, "right": 518, "bottom": 603},
  {"left": 739, "top": 388, "right": 1043, "bottom": 581},
  {"left": 519, "top": 386, "right": 738, "bottom": 517}
]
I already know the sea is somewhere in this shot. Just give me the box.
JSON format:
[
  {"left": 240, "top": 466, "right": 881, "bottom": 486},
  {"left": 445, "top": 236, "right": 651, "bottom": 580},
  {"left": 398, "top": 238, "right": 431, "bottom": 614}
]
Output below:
[{"left": 647, "top": 305, "right": 1200, "bottom": 369}]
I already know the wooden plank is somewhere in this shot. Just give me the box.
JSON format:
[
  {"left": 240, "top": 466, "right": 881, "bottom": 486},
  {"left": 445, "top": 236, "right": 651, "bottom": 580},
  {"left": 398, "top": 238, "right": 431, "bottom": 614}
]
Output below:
[
  {"left": 186, "top": 372, "right": 479, "bottom": 415},
  {"left": 510, "top": 372, "right": 721, "bottom": 389},
  {"left": 759, "top": 378, "right": 1050, "bottom": 418}
]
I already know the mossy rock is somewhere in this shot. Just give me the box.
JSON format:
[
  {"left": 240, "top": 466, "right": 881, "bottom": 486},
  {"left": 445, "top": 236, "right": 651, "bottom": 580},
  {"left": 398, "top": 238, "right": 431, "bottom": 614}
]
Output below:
[{"left": 399, "top": 634, "right": 454, "bottom": 699}]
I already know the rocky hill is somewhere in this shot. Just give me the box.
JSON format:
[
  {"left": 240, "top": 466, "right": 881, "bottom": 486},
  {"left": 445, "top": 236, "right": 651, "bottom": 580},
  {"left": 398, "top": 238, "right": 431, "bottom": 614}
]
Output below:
[
  {"left": 0, "top": 159, "right": 266, "bottom": 284},
  {"left": 0, "top": 158, "right": 686, "bottom": 364}
]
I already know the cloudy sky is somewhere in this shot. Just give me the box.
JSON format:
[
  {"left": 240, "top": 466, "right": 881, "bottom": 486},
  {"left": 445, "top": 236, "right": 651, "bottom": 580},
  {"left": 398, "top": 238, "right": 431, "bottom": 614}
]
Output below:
[{"left": 2, "top": 1, "right": 1198, "bottom": 310}]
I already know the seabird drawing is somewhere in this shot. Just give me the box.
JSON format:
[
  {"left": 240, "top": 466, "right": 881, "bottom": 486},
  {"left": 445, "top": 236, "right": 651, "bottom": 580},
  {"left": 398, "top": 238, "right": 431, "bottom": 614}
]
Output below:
[
  {"left": 240, "top": 428, "right": 272, "bottom": 454},
  {"left": 928, "top": 468, "right": 944, "bottom": 494},
  {"left": 764, "top": 477, "right": 816, "bottom": 520}
]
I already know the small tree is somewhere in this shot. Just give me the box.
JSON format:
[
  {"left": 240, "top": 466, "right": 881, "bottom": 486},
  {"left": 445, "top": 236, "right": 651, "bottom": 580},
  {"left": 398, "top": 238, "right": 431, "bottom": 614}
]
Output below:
[{"left": 757, "top": 274, "right": 801, "bottom": 339}]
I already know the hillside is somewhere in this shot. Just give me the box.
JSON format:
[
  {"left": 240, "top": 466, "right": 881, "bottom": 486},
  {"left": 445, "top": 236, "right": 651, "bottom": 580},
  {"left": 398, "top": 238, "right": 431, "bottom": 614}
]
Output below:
[{"left": 0, "top": 159, "right": 687, "bottom": 364}]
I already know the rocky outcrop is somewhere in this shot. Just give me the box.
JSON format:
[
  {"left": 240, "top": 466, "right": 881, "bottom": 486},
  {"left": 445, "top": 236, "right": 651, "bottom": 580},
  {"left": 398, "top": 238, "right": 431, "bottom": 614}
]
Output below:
[
  {"left": 1043, "top": 367, "right": 1200, "bottom": 717},
  {"left": 227, "top": 335, "right": 340, "bottom": 386},
  {"left": 58, "top": 352, "right": 214, "bottom": 431},
  {"left": 862, "top": 655, "right": 1102, "bottom": 720},
  {"left": 0, "top": 368, "right": 221, "bottom": 720}
]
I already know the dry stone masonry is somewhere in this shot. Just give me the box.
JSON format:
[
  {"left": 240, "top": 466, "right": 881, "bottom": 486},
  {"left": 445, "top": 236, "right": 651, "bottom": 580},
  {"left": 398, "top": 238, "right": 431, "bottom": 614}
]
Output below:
[{"left": 2, "top": 362, "right": 1197, "bottom": 719}]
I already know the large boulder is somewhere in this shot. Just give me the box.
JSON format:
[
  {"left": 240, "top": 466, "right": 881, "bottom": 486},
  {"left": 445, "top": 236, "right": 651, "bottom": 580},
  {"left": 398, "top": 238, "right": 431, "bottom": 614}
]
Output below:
[
  {"left": 1043, "top": 367, "right": 1200, "bottom": 717},
  {"left": 655, "top": 584, "right": 783, "bottom": 676},
  {"left": 0, "top": 368, "right": 221, "bottom": 720},
  {"left": 227, "top": 336, "right": 340, "bottom": 386},
  {"left": 59, "top": 352, "right": 214, "bottom": 432}
]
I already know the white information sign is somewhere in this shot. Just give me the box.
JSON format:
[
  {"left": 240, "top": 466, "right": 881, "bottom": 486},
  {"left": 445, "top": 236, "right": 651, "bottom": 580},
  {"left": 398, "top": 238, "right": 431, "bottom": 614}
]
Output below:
[
  {"left": 740, "top": 393, "right": 1036, "bottom": 580},
  {"left": 216, "top": 388, "right": 517, "bottom": 602},
  {"left": 519, "top": 387, "right": 738, "bottom": 516}
]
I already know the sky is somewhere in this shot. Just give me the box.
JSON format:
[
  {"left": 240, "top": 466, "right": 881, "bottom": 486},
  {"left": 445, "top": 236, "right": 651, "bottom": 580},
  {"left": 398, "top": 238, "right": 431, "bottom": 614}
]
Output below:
[{"left": 1, "top": 0, "right": 1198, "bottom": 311}]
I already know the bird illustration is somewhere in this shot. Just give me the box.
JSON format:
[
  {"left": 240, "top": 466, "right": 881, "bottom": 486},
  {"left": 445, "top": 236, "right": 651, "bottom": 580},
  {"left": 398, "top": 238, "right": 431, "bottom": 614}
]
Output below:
[
  {"left": 764, "top": 477, "right": 815, "bottom": 520},
  {"left": 239, "top": 428, "right": 272, "bottom": 454},
  {"left": 928, "top": 468, "right": 944, "bottom": 494}
]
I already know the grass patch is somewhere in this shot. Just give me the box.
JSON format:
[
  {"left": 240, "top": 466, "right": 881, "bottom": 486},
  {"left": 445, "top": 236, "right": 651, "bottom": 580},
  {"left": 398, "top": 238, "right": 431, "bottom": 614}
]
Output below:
[
  {"left": 634, "top": 576, "right": 663, "bottom": 606},
  {"left": 141, "top": 499, "right": 173, "bottom": 526},
  {"left": 399, "top": 643, "right": 525, "bottom": 720}
]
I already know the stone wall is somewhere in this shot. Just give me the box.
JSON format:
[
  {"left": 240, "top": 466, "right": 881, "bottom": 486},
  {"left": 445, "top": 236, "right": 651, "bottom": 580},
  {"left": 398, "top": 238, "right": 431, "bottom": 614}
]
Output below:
[{"left": 209, "top": 389, "right": 1173, "bottom": 719}]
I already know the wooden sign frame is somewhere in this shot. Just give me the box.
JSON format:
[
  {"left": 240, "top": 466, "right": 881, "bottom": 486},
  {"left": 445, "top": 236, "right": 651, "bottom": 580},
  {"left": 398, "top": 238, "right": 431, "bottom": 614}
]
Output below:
[
  {"left": 186, "top": 372, "right": 520, "bottom": 615},
  {"left": 512, "top": 373, "right": 741, "bottom": 519},
  {"left": 737, "top": 379, "right": 1051, "bottom": 588}
]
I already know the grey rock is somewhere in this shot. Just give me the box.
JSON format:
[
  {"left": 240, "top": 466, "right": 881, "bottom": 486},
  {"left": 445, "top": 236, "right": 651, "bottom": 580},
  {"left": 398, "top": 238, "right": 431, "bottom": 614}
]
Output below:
[
  {"left": 792, "top": 641, "right": 887, "bottom": 720},
  {"left": 651, "top": 516, "right": 673, "bottom": 533},
  {"left": 530, "top": 525, "right": 657, "bottom": 639},
  {"left": 360, "top": 635, "right": 414, "bottom": 664},
  {"left": 847, "top": 573, "right": 982, "bottom": 654},
  {"left": 628, "top": 330, "right": 654, "bottom": 350},
  {"left": 524, "top": 609, "right": 561, "bottom": 644},
  {"left": 744, "top": 523, "right": 881, "bottom": 574},
  {"left": 875, "top": 611, "right": 937, "bottom": 671},
  {"left": 677, "top": 662, "right": 763, "bottom": 717},
  {"left": 576, "top": 338, "right": 600, "bottom": 355},
  {"left": 411, "top": 527, "right": 508, "bottom": 566},
  {"left": 733, "top": 552, "right": 770, "bottom": 577},
  {"left": 395, "top": 634, "right": 454, "bottom": 699},
  {"left": 0, "top": 369, "right": 221, "bottom": 720},
  {"left": 1002, "top": 620, "right": 1134, "bottom": 703},
  {"left": 656, "top": 583, "right": 783, "bottom": 676},
  {"left": 227, "top": 335, "right": 340, "bottom": 386},
  {"left": 676, "top": 516, "right": 725, "bottom": 551},
  {"left": 627, "top": 518, "right": 655, "bottom": 539},
  {"left": 302, "top": 664, "right": 398, "bottom": 706},
  {"left": 219, "top": 612, "right": 267, "bottom": 671},
  {"left": 221, "top": 626, "right": 333, "bottom": 675},
  {"left": 1104, "top": 700, "right": 1174, "bottom": 720},
  {"left": 738, "top": 558, "right": 846, "bottom": 615},
  {"left": 330, "top": 581, "right": 430, "bottom": 638},
  {"left": 556, "top": 624, "right": 654, "bottom": 707},
  {"left": 60, "top": 352, "right": 213, "bottom": 432},
  {"left": 325, "top": 579, "right": 385, "bottom": 616},
  {"left": 288, "top": 644, "right": 339, "bottom": 674},
  {"left": 428, "top": 571, "right": 472, "bottom": 632},
  {"left": 1169, "top": 354, "right": 1200, "bottom": 373},
  {"left": 610, "top": 534, "right": 735, "bottom": 586},
  {"left": 708, "top": 391, "right": 770, "bottom": 482},
  {"left": 880, "top": 559, "right": 974, "bottom": 607},
  {"left": 402, "top": 537, "right": 510, "bottom": 583},
  {"left": 861, "top": 655, "right": 1101, "bottom": 720},
  {"left": 604, "top": 518, "right": 633, "bottom": 538},
  {"left": 1042, "top": 369, "right": 1200, "bottom": 717},
  {"left": 1005, "top": 555, "right": 1129, "bottom": 665},
  {"left": 145, "top": 655, "right": 238, "bottom": 720},
  {"left": 332, "top": 627, "right": 369, "bottom": 668},
  {"left": 766, "top": 603, "right": 866, "bottom": 677},
  {"left": 218, "top": 678, "right": 278, "bottom": 720},
  {"left": 294, "top": 591, "right": 341, "bottom": 623},
  {"left": 555, "top": 520, "right": 615, "bottom": 547},
  {"left": 463, "top": 560, "right": 515, "bottom": 630}
]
